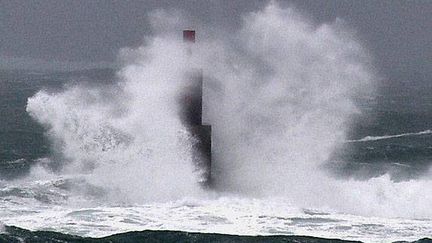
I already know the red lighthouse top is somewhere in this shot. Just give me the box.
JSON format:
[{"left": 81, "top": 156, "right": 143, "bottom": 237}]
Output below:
[{"left": 183, "top": 30, "right": 195, "bottom": 43}]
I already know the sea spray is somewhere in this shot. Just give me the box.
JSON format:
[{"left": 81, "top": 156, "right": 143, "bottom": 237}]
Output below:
[
  {"left": 198, "top": 3, "right": 432, "bottom": 217},
  {"left": 27, "top": 37, "right": 205, "bottom": 202},
  {"left": 0, "top": 222, "right": 5, "bottom": 233},
  {"left": 197, "top": 3, "right": 374, "bottom": 200},
  {"left": 25, "top": 1, "right": 432, "bottom": 218}
]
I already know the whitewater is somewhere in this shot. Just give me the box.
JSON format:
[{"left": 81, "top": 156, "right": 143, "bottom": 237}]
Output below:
[
  {"left": 346, "top": 129, "right": 432, "bottom": 142},
  {"left": 1, "top": 3, "right": 431, "bottom": 242}
]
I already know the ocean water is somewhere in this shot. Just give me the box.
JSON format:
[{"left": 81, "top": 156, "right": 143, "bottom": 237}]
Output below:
[
  {"left": 1, "top": 3, "right": 432, "bottom": 243},
  {"left": 1, "top": 68, "right": 431, "bottom": 243}
]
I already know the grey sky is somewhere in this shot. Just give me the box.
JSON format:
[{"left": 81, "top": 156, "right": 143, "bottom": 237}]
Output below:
[{"left": 0, "top": 0, "right": 431, "bottom": 80}]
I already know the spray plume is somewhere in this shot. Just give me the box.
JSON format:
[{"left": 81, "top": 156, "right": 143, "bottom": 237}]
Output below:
[{"left": 26, "top": 2, "right": 432, "bottom": 217}]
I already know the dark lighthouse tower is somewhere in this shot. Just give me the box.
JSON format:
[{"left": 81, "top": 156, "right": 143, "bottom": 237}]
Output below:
[{"left": 181, "top": 30, "right": 212, "bottom": 186}]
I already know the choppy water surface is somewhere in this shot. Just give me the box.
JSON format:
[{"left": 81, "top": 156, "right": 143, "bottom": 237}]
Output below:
[
  {"left": 1, "top": 4, "right": 431, "bottom": 242},
  {"left": 0, "top": 179, "right": 431, "bottom": 243},
  {"left": 1, "top": 69, "right": 430, "bottom": 242}
]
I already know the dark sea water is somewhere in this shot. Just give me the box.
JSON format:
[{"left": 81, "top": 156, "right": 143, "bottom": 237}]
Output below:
[
  {"left": 330, "top": 73, "right": 432, "bottom": 181},
  {"left": 0, "top": 69, "right": 431, "bottom": 242}
]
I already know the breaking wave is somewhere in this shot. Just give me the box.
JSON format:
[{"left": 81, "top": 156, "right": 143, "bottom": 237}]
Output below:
[
  {"left": 347, "top": 129, "right": 432, "bottom": 142},
  {"left": 27, "top": 38, "right": 205, "bottom": 202},
  {"left": 25, "top": 2, "right": 432, "bottom": 218}
]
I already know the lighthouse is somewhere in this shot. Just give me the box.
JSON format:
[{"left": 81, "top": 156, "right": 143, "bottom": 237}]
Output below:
[{"left": 181, "top": 30, "right": 212, "bottom": 186}]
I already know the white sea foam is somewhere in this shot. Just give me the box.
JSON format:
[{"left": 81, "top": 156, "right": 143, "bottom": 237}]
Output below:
[
  {"left": 0, "top": 195, "right": 431, "bottom": 242},
  {"left": 347, "top": 129, "right": 432, "bottom": 142}
]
